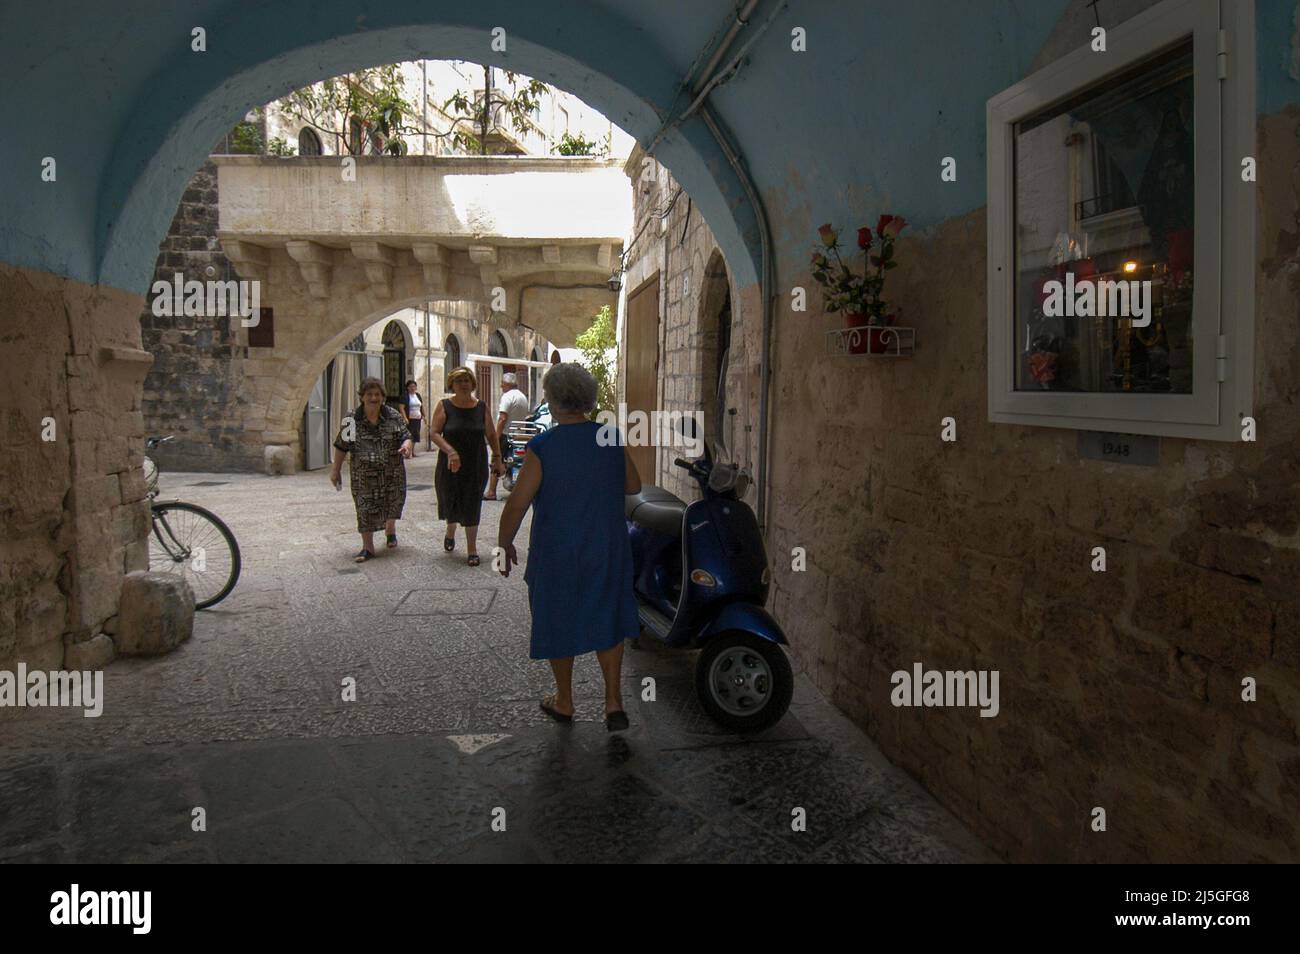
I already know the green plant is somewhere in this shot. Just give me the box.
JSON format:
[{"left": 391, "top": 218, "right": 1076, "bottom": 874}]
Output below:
[
  {"left": 443, "top": 66, "right": 548, "bottom": 155},
  {"left": 556, "top": 131, "right": 600, "bottom": 156},
  {"left": 277, "top": 65, "right": 417, "bottom": 156},
  {"left": 575, "top": 304, "right": 617, "bottom": 414},
  {"left": 267, "top": 137, "right": 296, "bottom": 157},
  {"left": 230, "top": 121, "right": 263, "bottom": 154}
]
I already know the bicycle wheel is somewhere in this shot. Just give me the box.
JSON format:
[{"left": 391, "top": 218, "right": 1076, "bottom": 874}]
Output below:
[{"left": 148, "top": 502, "right": 241, "bottom": 609}]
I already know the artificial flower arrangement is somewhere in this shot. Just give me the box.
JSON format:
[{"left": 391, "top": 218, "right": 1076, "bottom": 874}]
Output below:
[{"left": 811, "top": 215, "right": 907, "bottom": 353}]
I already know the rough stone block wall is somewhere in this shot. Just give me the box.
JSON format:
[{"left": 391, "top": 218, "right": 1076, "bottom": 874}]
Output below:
[
  {"left": 620, "top": 158, "right": 760, "bottom": 505},
  {"left": 139, "top": 158, "right": 261, "bottom": 473},
  {"left": 760, "top": 108, "right": 1300, "bottom": 862},
  {"left": 1, "top": 263, "right": 151, "bottom": 670}
]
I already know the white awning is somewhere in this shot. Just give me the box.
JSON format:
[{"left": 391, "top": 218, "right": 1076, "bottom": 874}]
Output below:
[{"left": 467, "top": 353, "right": 553, "bottom": 369}]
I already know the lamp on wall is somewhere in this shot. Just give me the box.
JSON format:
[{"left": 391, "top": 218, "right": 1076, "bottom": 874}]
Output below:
[{"left": 607, "top": 251, "right": 626, "bottom": 292}]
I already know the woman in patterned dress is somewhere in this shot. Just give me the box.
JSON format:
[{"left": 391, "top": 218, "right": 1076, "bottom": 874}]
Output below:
[
  {"left": 330, "top": 377, "right": 413, "bottom": 562},
  {"left": 430, "top": 366, "right": 505, "bottom": 566}
]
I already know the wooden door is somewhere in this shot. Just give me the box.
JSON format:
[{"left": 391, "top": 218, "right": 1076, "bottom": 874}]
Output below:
[{"left": 625, "top": 274, "right": 660, "bottom": 486}]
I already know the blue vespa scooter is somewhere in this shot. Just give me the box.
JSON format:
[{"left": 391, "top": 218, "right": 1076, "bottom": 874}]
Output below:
[{"left": 624, "top": 433, "right": 792, "bottom": 731}]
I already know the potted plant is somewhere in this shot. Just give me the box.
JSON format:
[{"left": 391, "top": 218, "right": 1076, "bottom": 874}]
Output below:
[{"left": 811, "top": 215, "right": 907, "bottom": 353}]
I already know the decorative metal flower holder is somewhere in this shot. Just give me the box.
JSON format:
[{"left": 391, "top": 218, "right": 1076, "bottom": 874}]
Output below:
[{"left": 826, "top": 326, "right": 915, "bottom": 357}]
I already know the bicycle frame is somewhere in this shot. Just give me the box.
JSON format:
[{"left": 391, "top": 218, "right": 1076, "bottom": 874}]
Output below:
[{"left": 150, "top": 504, "right": 192, "bottom": 564}]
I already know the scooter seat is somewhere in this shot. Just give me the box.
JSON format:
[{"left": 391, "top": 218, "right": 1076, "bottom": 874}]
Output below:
[{"left": 625, "top": 485, "right": 686, "bottom": 536}]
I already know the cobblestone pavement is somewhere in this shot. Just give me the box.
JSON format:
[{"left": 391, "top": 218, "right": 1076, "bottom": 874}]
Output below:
[{"left": 0, "top": 457, "right": 995, "bottom": 863}]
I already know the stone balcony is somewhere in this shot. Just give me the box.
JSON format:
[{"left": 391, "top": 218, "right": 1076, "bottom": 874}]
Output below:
[{"left": 214, "top": 155, "right": 629, "bottom": 343}]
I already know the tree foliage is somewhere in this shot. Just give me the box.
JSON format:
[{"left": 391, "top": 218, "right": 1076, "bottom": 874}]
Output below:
[
  {"left": 442, "top": 66, "right": 547, "bottom": 155},
  {"left": 276, "top": 64, "right": 416, "bottom": 156},
  {"left": 575, "top": 305, "right": 617, "bottom": 415},
  {"left": 556, "top": 131, "right": 608, "bottom": 157}
]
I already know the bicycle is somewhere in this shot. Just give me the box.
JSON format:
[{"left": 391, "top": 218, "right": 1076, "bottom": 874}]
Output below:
[{"left": 144, "top": 436, "right": 242, "bottom": 609}]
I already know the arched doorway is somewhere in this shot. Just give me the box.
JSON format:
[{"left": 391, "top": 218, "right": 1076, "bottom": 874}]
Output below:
[
  {"left": 443, "top": 333, "right": 462, "bottom": 394},
  {"left": 297, "top": 127, "right": 322, "bottom": 156},
  {"left": 699, "top": 250, "right": 733, "bottom": 456},
  {"left": 381, "top": 320, "right": 408, "bottom": 407},
  {"left": 481, "top": 329, "right": 510, "bottom": 400}
]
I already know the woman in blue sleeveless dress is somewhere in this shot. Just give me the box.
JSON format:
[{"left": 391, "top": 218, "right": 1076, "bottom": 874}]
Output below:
[{"left": 497, "top": 364, "right": 641, "bottom": 731}]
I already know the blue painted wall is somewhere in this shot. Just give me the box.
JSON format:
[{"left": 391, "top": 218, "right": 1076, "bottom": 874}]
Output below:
[{"left": 1, "top": 1, "right": 1295, "bottom": 294}]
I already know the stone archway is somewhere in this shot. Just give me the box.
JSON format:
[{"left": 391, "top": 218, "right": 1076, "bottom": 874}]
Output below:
[
  {"left": 698, "top": 248, "right": 733, "bottom": 456},
  {"left": 380, "top": 320, "right": 410, "bottom": 408},
  {"left": 95, "top": 6, "right": 762, "bottom": 297}
]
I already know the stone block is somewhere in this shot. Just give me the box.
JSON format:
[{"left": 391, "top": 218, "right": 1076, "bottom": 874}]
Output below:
[
  {"left": 1130, "top": 557, "right": 1271, "bottom": 669},
  {"left": 1208, "top": 665, "right": 1300, "bottom": 744},
  {"left": 64, "top": 634, "right": 115, "bottom": 669},
  {"left": 73, "top": 561, "right": 124, "bottom": 630},
  {"left": 115, "top": 571, "right": 194, "bottom": 656},
  {"left": 264, "top": 444, "right": 296, "bottom": 476}
]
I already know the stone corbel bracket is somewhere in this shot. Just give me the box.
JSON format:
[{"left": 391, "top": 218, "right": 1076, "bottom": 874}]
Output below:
[
  {"left": 412, "top": 242, "right": 449, "bottom": 295},
  {"left": 468, "top": 244, "right": 501, "bottom": 295},
  {"left": 93, "top": 345, "right": 154, "bottom": 383},
  {"left": 221, "top": 239, "right": 269, "bottom": 282},
  {"left": 350, "top": 241, "right": 399, "bottom": 300},
  {"left": 285, "top": 240, "right": 334, "bottom": 299}
]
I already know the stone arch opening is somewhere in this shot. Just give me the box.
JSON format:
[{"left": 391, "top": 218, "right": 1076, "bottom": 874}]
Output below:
[
  {"left": 96, "top": 9, "right": 762, "bottom": 296},
  {"left": 103, "top": 14, "right": 767, "bottom": 476},
  {"left": 380, "top": 319, "right": 411, "bottom": 408},
  {"left": 698, "top": 248, "right": 733, "bottom": 456},
  {"left": 443, "top": 333, "right": 463, "bottom": 391},
  {"left": 297, "top": 127, "right": 322, "bottom": 156},
  {"left": 489, "top": 330, "right": 510, "bottom": 358}
]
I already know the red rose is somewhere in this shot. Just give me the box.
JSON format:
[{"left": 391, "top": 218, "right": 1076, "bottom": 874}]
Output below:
[
  {"left": 857, "top": 227, "right": 872, "bottom": 249},
  {"left": 877, "top": 214, "right": 894, "bottom": 235},
  {"left": 881, "top": 215, "right": 907, "bottom": 239}
]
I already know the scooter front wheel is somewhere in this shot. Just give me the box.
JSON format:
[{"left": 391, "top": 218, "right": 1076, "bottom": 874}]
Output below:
[
  {"left": 695, "top": 631, "right": 793, "bottom": 732},
  {"left": 501, "top": 470, "right": 516, "bottom": 492}
]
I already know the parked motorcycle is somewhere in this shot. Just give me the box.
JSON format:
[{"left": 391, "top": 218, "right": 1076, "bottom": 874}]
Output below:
[{"left": 624, "top": 433, "right": 792, "bottom": 731}]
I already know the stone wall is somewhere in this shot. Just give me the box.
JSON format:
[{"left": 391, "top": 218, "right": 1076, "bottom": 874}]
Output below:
[
  {"left": 140, "top": 161, "right": 553, "bottom": 473},
  {"left": 761, "top": 107, "right": 1300, "bottom": 862},
  {"left": 139, "top": 159, "right": 261, "bottom": 473},
  {"left": 1, "top": 263, "right": 151, "bottom": 671},
  {"left": 622, "top": 114, "right": 1299, "bottom": 866},
  {"left": 619, "top": 152, "right": 761, "bottom": 503}
]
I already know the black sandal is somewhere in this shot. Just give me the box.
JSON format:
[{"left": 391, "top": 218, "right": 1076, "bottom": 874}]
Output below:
[
  {"left": 605, "top": 710, "right": 630, "bottom": 732},
  {"left": 443, "top": 536, "right": 455, "bottom": 552},
  {"left": 386, "top": 533, "right": 398, "bottom": 549},
  {"left": 467, "top": 554, "right": 481, "bottom": 567},
  {"left": 540, "top": 695, "right": 574, "bottom": 724},
  {"left": 353, "top": 549, "right": 374, "bottom": 563}
]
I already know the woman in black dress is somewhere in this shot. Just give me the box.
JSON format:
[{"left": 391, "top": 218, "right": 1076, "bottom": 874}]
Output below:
[{"left": 430, "top": 366, "right": 505, "bottom": 565}]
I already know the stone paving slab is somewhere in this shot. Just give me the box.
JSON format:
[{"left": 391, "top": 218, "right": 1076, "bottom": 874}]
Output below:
[{"left": 0, "top": 460, "right": 995, "bottom": 863}]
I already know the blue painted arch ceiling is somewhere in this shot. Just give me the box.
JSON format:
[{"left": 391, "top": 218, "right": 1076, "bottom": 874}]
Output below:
[{"left": 1, "top": 1, "right": 1296, "bottom": 294}]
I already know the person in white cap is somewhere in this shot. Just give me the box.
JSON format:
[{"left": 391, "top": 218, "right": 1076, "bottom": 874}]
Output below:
[{"left": 484, "top": 371, "right": 531, "bottom": 499}]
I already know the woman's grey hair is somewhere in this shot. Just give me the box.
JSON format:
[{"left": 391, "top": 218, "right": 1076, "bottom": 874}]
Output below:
[{"left": 542, "top": 363, "right": 598, "bottom": 415}]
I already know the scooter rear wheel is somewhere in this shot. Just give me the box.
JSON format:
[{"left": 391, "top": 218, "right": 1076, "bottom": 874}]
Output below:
[
  {"left": 695, "top": 631, "right": 793, "bottom": 732},
  {"left": 502, "top": 471, "right": 516, "bottom": 492}
]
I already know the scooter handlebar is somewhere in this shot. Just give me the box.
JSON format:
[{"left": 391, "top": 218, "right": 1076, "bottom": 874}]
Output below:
[{"left": 673, "top": 457, "right": 693, "bottom": 471}]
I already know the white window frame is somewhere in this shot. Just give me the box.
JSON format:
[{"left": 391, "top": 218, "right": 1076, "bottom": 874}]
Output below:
[{"left": 986, "top": 0, "right": 1255, "bottom": 441}]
